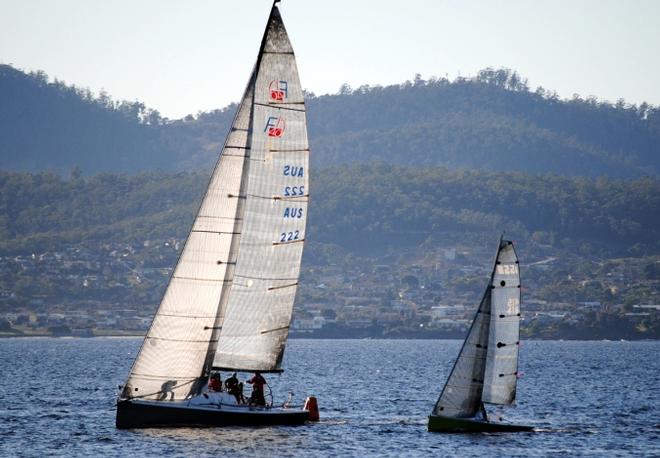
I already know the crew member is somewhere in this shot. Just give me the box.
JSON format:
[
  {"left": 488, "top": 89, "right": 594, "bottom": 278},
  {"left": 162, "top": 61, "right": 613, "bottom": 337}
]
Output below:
[
  {"left": 247, "top": 371, "right": 267, "bottom": 406},
  {"left": 225, "top": 372, "right": 244, "bottom": 404},
  {"left": 208, "top": 372, "right": 222, "bottom": 392}
]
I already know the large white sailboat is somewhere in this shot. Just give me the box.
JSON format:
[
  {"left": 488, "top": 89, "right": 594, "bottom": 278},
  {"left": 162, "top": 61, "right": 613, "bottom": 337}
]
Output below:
[{"left": 116, "top": 1, "right": 316, "bottom": 428}]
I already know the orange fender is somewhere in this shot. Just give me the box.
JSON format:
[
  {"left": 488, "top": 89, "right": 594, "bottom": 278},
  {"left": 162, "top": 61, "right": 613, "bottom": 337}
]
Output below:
[{"left": 303, "top": 396, "right": 320, "bottom": 422}]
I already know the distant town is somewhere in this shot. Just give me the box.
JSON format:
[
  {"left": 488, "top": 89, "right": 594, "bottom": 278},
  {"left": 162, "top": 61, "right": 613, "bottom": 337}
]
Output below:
[{"left": 1, "top": 238, "right": 658, "bottom": 340}]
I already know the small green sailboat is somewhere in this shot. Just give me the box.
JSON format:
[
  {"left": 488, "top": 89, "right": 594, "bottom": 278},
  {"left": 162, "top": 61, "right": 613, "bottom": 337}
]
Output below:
[{"left": 428, "top": 237, "right": 534, "bottom": 433}]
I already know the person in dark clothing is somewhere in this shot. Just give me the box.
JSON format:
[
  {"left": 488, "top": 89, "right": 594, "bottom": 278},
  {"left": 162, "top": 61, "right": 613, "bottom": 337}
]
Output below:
[
  {"left": 247, "top": 371, "right": 267, "bottom": 406},
  {"left": 225, "top": 372, "right": 244, "bottom": 404}
]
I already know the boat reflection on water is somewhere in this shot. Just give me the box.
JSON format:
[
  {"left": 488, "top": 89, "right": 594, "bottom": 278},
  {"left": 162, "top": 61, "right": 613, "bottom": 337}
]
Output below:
[{"left": 135, "top": 425, "right": 312, "bottom": 451}]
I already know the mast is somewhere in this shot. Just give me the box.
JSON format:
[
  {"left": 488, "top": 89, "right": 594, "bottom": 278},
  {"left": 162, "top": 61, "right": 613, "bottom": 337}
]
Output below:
[{"left": 119, "top": 2, "right": 301, "bottom": 402}]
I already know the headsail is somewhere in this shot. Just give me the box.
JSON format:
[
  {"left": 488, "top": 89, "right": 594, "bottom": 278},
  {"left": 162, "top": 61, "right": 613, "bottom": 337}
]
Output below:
[
  {"left": 482, "top": 239, "right": 521, "bottom": 405},
  {"left": 432, "top": 238, "right": 521, "bottom": 417},
  {"left": 432, "top": 289, "right": 491, "bottom": 417},
  {"left": 120, "top": 3, "right": 307, "bottom": 401},
  {"left": 213, "top": 5, "right": 309, "bottom": 372}
]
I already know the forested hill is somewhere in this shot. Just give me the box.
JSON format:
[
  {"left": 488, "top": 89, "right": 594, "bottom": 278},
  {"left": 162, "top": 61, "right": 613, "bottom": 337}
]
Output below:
[
  {"left": 0, "top": 65, "right": 179, "bottom": 173},
  {"left": 1, "top": 65, "right": 659, "bottom": 177},
  {"left": 0, "top": 167, "right": 658, "bottom": 256}
]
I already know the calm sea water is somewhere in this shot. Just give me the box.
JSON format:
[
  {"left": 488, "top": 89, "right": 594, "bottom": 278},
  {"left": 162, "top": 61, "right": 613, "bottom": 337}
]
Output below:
[{"left": 0, "top": 338, "right": 658, "bottom": 457}]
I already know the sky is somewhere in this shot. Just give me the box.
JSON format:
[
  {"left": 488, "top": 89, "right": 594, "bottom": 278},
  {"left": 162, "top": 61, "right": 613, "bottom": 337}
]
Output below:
[{"left": 1, "top": 0, "right": 659, "bottom": 119}]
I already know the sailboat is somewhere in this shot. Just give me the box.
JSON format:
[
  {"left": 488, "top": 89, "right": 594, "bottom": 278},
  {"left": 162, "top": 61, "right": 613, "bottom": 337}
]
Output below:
[
  {"left": 428, "top": 237, "right": 534, "bottom": 433},
  {"left": 116, "top": 1, "right": 317, "bottom": 428}
]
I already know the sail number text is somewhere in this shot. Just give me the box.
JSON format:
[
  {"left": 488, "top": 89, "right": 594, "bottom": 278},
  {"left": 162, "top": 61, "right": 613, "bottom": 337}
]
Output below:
[
  {"left": 284, "top": 186, "right": 305, "bottom": 196},
  {"left": 283, "top": 165, "right": 304, "bottom": 177},
  {"left": 279, "top": 164, "right": 304, "bottom": 241},
  {"left": 283, "top": 207, "right": 303, "bottom": 218},
  {"left": 280, "top": 230, "right": 300, "bottom": 242},
  {"left": 496, "top": 264, "right": 518, "bottom": 275}
]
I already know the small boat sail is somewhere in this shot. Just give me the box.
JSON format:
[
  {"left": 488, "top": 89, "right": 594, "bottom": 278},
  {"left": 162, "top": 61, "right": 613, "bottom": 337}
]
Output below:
[
  {"left": 428, "top": 237, "right": 533, "bottom": 433},
  {"left": 116, "top": 0, "right": 317, "bottom": 428}
]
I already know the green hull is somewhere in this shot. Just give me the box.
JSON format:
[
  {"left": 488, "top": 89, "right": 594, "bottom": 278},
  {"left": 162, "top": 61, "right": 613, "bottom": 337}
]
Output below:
[{"left": 428, "top": 415, "right": 533, "bottom": 433}]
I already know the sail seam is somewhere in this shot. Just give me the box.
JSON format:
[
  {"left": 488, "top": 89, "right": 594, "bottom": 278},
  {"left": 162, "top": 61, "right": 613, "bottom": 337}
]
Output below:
[
  {"left": 172, "top": 276, "right": 232, "bottom": 283},
  {"left": 250, "top": 193, "right": 309, "bottom": 201},
  {"left": 191, "top": 230, "right": 241, "bottom": 235},
  {"left": 147, "top": 336, "right": 219, "bottom": 343},
  {"left": 260, "top": 325, "right": 290, "bottom": 334},
  {"left": 272, "top": 239, "right": 305, "bottom": 246},
  {"left": 268, "top": 148, "right": 310, "bottom": 152},
  {"left": 197, "top": 215, "right": 243, "bottom": 220},
  {"left": 267, "top": 282, "right": 298, "bottom": 291},
  {"left": 234, "top": 274, "right": 299, "bottom": 281},
  {"left": 156, "top": 313, "right": 219, "bottom": 318},
  {"left": 254, "top": 102, "right": 304, "bottom": 112}
]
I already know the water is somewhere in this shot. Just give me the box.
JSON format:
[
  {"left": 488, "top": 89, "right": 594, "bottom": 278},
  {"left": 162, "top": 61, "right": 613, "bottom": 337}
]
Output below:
[{"left": 0, "top": 339, "right": 658, "bottom": 457}]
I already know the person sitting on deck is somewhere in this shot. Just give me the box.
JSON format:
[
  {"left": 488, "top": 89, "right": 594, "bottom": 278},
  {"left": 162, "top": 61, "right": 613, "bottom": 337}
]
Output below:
[
  {"left": 225, "top": 372, "right": 244, "bottom": 404},
  {"left": 247, "top": 371, "right": 267, "bottom": 406},
  {"left": 208, "top": 372, "right": 222, "bottom": 392}
]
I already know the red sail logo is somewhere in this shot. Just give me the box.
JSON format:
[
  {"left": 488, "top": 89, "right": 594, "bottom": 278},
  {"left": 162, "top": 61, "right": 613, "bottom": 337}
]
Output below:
[
  {"left": 265, "top": 116, "right": 285, "bottom": 137},
  {"left": 269, "top": 80, "right": 288, "bottom": 101}
]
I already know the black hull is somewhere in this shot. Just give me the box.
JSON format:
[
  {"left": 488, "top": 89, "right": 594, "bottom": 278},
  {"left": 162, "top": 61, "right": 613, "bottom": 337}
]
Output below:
[
  {"left": 116, "top": 400, "right": 310, "bottom": 429},
  {"left": 428, "top": 415, "right": 534, "bottom": 433}
]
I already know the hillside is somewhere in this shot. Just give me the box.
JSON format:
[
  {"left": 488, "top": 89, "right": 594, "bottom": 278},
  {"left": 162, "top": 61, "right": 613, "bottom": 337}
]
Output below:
[
  {"left": 1, "top": 167, "right": 658, "bottom": 256},
  {"left": 0, "top": 65, "right": 179, "bottom": 173},
  {"left": 1, "top": 65, "right": 659, "bottom": 177}
]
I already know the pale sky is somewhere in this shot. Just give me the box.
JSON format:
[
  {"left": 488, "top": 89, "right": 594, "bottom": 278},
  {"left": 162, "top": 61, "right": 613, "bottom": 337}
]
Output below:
[{"left": 1, "top": 0, "right": 659, "bottom": 119}]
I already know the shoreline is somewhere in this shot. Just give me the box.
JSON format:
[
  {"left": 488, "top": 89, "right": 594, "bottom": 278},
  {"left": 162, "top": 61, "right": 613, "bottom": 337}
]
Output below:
[{"left": 0, "top": 332, "right": 657, "bottom": 341}]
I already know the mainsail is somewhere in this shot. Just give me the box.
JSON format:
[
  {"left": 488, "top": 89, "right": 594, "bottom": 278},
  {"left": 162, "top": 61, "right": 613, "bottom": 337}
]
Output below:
[
  {"left": 212, "top": 4, "right": 309, "bottom": 372},
  {"left": 432, "top": 238, "right": 521, "bottom": 417},
  {"left": 482, "top": 240, "right": 520, "bottom": 405},
  {"left": 121, "top": 3, "right": 308, "bottom": 401}
]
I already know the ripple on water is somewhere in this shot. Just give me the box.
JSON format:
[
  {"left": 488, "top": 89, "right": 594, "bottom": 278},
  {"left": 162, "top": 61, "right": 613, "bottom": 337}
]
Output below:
[{"left": 0, "top": 338, "right": 658, "bottom": 457}]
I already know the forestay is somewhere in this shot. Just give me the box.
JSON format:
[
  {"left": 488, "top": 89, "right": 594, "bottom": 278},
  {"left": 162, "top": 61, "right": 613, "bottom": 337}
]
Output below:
[{"left": 121, "top": 4, "right": 307, "bottom": 401}]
